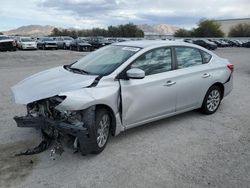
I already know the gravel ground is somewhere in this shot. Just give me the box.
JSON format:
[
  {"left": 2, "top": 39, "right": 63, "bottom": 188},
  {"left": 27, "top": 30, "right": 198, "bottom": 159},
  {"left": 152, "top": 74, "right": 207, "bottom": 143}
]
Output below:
[{"left": 0, "top": 48, "right": 249, "bottom": 188}]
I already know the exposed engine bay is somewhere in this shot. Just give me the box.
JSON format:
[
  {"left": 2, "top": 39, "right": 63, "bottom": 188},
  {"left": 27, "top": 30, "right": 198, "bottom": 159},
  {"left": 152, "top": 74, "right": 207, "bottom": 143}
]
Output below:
[{"left": 14, "top": 95, "right": 98, "bottom": 158}]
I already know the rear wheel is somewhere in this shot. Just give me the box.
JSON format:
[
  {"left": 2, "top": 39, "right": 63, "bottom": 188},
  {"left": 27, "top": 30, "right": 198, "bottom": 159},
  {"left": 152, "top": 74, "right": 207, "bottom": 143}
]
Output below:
[{"left": 201, "top": 85, "right": 222, "bottom": 114}]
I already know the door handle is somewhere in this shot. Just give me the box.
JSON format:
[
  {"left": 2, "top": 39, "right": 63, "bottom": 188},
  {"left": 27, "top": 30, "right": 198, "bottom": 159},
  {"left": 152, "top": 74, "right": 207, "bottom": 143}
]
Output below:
[
  {"left": 164, "top": 80, "right": 176, "bottom": 87},
  {"left": 202, "top": 73, "right": 210, "bottom": 78}
]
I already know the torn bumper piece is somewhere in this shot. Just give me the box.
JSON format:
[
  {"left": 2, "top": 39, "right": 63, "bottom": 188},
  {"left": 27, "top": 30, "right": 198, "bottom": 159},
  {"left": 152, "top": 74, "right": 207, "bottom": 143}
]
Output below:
[
  {"left": 14, "top": 116, "right": 87, "bottom": 135},
  {"left": 13, "top": 116, "right": 96, "bottom": 155}
]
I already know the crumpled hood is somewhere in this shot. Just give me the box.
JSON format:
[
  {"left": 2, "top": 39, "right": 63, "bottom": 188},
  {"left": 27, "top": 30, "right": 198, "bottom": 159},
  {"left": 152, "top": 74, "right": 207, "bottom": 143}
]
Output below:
[{"left": 11, "top": 66, "right": 97, "bottom": 104}]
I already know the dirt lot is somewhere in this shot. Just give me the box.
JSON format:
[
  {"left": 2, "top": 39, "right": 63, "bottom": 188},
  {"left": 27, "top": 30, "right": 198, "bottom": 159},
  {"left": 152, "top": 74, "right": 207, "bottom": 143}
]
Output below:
[{"left": 0, "top": 48, "right": 250, "bottom": 188}]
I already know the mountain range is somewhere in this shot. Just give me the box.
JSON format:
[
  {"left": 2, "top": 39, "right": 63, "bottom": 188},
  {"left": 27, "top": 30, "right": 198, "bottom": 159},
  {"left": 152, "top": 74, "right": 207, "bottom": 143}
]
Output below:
[{"left": 2, "top": 24, "right": 179, "bottom": 36}]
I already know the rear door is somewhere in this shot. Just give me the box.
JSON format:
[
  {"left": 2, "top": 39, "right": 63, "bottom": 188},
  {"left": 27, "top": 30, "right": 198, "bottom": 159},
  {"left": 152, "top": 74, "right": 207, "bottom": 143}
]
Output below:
[
  {"left": 173, "top": 47, "right": 213, "bottom": 111},
  {"left": 119, "top": 47, "right": 177, "bottom": 128}
]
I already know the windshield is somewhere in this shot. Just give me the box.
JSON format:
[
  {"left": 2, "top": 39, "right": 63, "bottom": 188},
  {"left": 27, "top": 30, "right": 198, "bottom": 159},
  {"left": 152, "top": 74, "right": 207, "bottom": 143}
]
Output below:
[
  {"left": 71, "top": 45, "right": 140, "bottom": 75},
  {"left": 21, "top": 38, "right": 33, "bottom": 42},
  {"left": 42, "top": 37, "right": 53, "bottom": 41},
  {"left": 64, "top": 37, "right": 73, "bottom": 40},
  {"left": 0, "top": 36, "right": 10, "bottom": 40}
]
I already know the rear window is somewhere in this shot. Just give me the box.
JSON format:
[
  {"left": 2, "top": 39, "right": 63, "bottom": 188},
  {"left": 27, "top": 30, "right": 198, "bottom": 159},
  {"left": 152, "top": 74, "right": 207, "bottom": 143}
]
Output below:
[
  {"left": 201, "top": 51, "right": 212, "bottom": 63},
  {"left": 175, "top": 47, "right": 203, "bottom": 69}
]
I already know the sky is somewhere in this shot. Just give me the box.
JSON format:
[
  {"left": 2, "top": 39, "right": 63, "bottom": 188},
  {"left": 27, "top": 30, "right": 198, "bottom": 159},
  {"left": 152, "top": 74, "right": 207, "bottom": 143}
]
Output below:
[{"left": 1, "top": 0, "right": 250, "bottom": 31}]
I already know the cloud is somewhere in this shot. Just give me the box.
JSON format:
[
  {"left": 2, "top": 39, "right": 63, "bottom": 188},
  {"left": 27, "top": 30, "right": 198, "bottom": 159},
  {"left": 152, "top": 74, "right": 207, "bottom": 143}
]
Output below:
[{"left": 0, "top": 0, "right": 250, "bottom": 30}]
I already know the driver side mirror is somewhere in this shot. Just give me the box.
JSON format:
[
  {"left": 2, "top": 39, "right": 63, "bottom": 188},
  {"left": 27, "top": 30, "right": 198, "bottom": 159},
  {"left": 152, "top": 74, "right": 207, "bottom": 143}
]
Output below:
[{"left": 126, "top": 68, "right": 145, "bottom": 79}]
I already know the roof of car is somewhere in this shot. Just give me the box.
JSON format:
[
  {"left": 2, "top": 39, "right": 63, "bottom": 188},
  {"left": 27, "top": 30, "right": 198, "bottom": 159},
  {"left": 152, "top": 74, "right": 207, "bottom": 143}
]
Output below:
[{"left": 113, "top": 40, "right": 194, "bottom": 48}]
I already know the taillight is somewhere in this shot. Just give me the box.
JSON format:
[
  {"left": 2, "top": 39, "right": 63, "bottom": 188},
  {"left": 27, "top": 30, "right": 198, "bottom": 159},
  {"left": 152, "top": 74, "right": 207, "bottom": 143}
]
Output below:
[{"left": 227, "top": 64, "right": 234, "bottom": 73}]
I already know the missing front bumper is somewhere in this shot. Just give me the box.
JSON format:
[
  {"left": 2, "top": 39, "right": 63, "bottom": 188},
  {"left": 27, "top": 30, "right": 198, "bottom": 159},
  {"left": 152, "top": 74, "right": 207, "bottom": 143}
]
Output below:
[
  {"left": 14, "top": 116, "right": 87, "bottom": 136},
  {"left": 13, "top": 116, "right": 96, "bottom": 155}
]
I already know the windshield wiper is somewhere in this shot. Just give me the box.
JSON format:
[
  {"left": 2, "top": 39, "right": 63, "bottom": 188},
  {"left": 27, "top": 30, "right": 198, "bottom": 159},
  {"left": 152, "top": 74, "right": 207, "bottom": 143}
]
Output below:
[{"left": 64, "top": 65, "right": 89, "bottom": 75}]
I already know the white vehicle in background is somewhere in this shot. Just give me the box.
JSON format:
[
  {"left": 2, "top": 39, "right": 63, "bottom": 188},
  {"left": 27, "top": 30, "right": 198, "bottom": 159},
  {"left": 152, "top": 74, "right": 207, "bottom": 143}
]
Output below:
[{"left": 17, "top": 37, "right": 37, "bottom": 50}]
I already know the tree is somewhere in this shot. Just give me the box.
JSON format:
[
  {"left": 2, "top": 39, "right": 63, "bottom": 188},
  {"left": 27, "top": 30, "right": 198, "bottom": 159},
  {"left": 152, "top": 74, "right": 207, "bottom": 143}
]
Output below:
[
  {"left": 0, "top": 32, "right": 3, "bottom": 35},
  {"left": 51, "top": 28, "right": 61, "bottom": 36},
  {"left": 193, "top": 19, "right": 224, "bottom": 37},
  {"left": 228, "top": 23, "right": 250, "bottom": 37},
  {"left": 174, "top": 28, "right": 192, "bottom": 37},
  {"left": 50, "top": 23, "right": 144, "bottom": 38}
]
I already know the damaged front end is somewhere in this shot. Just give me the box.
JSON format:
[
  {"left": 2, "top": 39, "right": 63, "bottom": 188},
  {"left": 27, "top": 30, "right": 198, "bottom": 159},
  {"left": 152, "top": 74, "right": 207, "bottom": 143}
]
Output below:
[{"left": 14, "top": 95, "right": 97, "bottom": 156}]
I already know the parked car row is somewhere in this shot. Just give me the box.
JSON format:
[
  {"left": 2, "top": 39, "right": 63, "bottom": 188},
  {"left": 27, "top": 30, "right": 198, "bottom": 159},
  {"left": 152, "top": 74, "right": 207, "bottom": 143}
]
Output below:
[
  {"left": 183, "top": 38, "right": 250, "bottom": 50},
  {"left": 0, "top": 35, "right": 115, "bottom": 52},
  {"left": 1, "top": 35, "right": 250, "bottom": 52}
]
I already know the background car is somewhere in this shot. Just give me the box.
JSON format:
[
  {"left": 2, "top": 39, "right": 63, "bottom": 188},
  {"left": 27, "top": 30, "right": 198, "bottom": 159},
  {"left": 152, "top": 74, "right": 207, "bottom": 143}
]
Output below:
[
  {"left": 17, "top": 37, "right": 37, "bottom": 50},
  {"left": 0, "top": 35, "right": 17, "bottom": 51},
  {"left": 242, "top": 40, "right": 250, "bottom": 48},
  {"left": 86, "top": 37, "right": 112, "bottom": 49},
  {"left": 193, "top": 39, "right": 217, "bottom": 50},
  {"left": 37, "top": 37, "right": 58, "bottom": 50},
  {"left": 53, "top": 36, "right": 74, "bottom": 49},
  {"left": 69, "top": 38, "right": 92, "bottom": 51}
]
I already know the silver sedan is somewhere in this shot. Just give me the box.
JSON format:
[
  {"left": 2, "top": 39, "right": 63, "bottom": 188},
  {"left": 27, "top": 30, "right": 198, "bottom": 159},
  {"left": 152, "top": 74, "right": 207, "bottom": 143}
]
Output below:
[{"left": 12, "top": 40, "right": 233, "bottom": 155}]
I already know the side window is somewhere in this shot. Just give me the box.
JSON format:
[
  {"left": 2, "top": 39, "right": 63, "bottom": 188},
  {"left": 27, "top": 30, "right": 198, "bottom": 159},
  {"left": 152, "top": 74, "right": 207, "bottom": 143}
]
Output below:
[
  {"left": 175, "top": 47, "right": 203, "bottom": 69},
  {"left": 131, "top": 48, "right": 172, "bottom": 76},
  {"left": 201, "top": 50, "right": 212, "bottom": 63}
]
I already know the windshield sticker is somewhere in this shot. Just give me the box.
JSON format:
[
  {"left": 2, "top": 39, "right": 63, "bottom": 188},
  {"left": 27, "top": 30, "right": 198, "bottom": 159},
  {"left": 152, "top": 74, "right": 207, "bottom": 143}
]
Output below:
[{"left": 122, "top": 47, "right": 140, "bottom": 52}]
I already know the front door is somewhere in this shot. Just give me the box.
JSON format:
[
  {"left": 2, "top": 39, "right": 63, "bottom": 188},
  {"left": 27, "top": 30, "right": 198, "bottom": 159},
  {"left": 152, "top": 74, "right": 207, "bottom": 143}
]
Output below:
[{"left": 119, "top": 47, "right": 177, "bottom": 128}]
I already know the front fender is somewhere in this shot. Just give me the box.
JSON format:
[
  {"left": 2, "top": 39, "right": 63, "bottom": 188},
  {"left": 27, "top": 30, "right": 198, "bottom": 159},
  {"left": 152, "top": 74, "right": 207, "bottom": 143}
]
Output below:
[{"left": 55, "top": 85, "right": 120, "bottom": 113}]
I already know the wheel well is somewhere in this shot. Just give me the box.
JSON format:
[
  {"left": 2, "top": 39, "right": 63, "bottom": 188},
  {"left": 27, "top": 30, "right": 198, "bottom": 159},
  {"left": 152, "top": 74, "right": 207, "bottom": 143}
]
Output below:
[
  {"left": 96, "top": 104, "right": 116, "bottom": 136},
  {"left": 211, "top": 82, "right": 224, "bottom": 99}
]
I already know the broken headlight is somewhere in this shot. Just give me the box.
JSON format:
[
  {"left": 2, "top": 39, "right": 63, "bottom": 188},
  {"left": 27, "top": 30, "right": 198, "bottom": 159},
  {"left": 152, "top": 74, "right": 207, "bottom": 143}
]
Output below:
[{"left": 27, "top": 95, "right": 66, "bottom": 119}]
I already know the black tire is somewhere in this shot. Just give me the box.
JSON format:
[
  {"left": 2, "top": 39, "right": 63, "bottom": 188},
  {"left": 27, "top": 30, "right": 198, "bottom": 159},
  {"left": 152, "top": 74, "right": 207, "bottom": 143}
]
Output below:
[
  {"left": 42, "top": 45, "right": 46, "bottom": 50},
  {"left": 80, "top": 108, "right": 111, "bottom": 155},
  {"left": 77, "top": 45, "right": 81, "bottom": 51},
  {"left": 201, "top": 85, "right": 222, "bottom": 114},
  {"left": 63, "top": 44, "right": 66, "bottom": 50},
  {"left": 69, "top": 46, "right": 72, "bottom": 51},
  {"left": 93, "top": 109, "right": 110, "bottom": 154}
]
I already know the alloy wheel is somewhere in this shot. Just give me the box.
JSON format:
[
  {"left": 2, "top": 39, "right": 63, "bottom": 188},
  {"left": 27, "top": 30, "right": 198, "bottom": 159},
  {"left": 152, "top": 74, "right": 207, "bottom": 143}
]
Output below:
[
  {"left": 96, "top": 114, "right": 110, "bottom": 148},
  {"left": 207, "top": 89, "right": 220, "bottom": 112}
]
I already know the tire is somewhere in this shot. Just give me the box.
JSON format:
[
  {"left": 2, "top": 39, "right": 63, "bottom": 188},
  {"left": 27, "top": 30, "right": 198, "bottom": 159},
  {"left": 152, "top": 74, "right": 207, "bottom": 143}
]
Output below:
[
  {"left": 80, "top": 108, "right": 111, "bottom": 155},
  {"left": 42, "top": 45, "right": 46, "bottom": 50},
  {"left": 93, "top": 109, "right": 111, "bottom": 154},
  {"left": 77, "top": 45, "right": 81, "bottom": 51},
  {"left": 63, "top": 44, "right": 66, "bottom": 50},
  {"left": 201, "top": 85, "right": 222, "bottom": 114},
  {"left": 69, "top": 46, "right": 72, "bottom": 51}
]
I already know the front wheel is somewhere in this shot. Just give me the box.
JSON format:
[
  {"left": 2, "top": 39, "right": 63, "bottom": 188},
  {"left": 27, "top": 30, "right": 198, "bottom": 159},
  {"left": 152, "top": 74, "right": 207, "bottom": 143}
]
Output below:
[
  {"left": 93, "top": 109, "right": 111, "bottom": 153},
  {"left": 201, "top": 85, "right": 222, "bottom": 114},
  {"left": 79, "top": 108, "right": 111, "bottom": 155}
]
